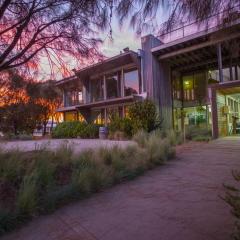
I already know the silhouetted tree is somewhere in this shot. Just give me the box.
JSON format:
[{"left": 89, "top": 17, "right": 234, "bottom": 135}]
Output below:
[
  {"left": 0, "top": 0, "right": 111, "bottom": 77},
  {"left": 0, "top": 71, "right": 61, "bottom": 135},
  {"left": 116, "top": 0, "right": 239, "bottom": 34}
]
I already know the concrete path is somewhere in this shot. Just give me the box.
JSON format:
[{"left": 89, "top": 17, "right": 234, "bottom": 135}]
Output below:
[
  {"left": 2, "top": 138, "right": 240, "bottom": 240},
  {"left": 0, "top": 139, "right": 135, "bottom": 153}
]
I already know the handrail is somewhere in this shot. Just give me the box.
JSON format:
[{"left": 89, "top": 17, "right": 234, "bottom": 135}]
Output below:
[{"left": 157, "top": 4, "right": 240, "bottom": 43}]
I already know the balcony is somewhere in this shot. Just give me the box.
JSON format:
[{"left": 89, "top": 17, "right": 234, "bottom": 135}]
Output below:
[{"left": 157, "top": 4, "right": 240, "bottom": 44}]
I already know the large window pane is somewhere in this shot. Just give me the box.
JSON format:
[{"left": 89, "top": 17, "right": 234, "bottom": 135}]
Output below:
[
  {"left": 90, "top": 77, "right": 104, "bottom": 102},
  {"left": 124, "top": 69, "right": 139, "bottom": 96},
  {"left": 93, "top": 109, "right": 105, "bottom": 125},
  {"left": 64, "top": 111, "right": 78, "bottom": 121},
  {"left": 106, "top": 72, "right": 121, "bottom": 99},
  {"left": 183, "top": 75, "right": 195, "bottom": 101},
  {"left": 64, "top": 90, "right": 83, "bottom": 107}
]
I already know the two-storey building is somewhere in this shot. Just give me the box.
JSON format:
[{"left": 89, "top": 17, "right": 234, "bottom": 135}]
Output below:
[
  {"left": 57, "top": 7, "right": 240, "bottom": 138},
  {"left": 57, "top": 48, "right": 144, "bottom": 125}
]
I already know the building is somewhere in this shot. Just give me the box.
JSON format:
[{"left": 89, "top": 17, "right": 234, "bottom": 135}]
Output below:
[
  {"left": 56, "top": 48, "right": 144, "bottom": 125},
  {"left": 57, "top": 9, "right": 240, "bottom": 138}
]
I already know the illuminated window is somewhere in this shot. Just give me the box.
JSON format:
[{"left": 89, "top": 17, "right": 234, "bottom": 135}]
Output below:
[
  {"left": 93, "top": 109, "right": 105, "bottom": 125},
  {"left": 65, "top": 111, "right": 78, "bottom": 121},
  {"left": 183, "top": 75, "right": 194, "bottom": 101}
]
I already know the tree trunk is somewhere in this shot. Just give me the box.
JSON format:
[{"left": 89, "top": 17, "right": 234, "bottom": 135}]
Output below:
[{"left": 43, "top": 122, "right": 47, "bottom": 136}]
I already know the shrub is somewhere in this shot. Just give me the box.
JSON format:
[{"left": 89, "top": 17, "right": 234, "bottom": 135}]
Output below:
[
  {"left": 108, "top": 115, "right": 133, "bottom": 139},
  {"left": 52, "top": 121, "right": 100, "bottom": 139},
  {"left": 146, "top": 134, "right": 169, "bottom": 165},
  {"left": 185, "top": 126, "right": 212, "bottom": 141},
  {"left": 17, "top": 174, "right": 37, "bottom": 216},
  {"left": 223, "top": 171, "right": 240, "bottom": 239},
  {"left": 0, "top": 149, "right": 26, "bottom": 182},
  {"left": 128, "top": 99, "right": 161, "bottom": 134},
  {"left": 1, "top": 133, "right": 33, "bottom": 141},
  {"left": 132, "top": 130, "right": 149, "bottom": 148},
  {"left": 0, "top": 130, "right": 177, "bottom": 236}
]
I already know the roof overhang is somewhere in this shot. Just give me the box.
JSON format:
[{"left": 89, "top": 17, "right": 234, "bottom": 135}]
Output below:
[
  {"left": 76, "top": 96, "right": 136, "bottom": 109},
  {"left": 152, "top": 20, "right": 240, "bottom": 57},
  {"left": 56, "top": 76, "right": 77, "bottom": 86},
  {"left": 56, "top": 106, "right": 77, "bottom": 112},
  {"left": 210, "top": 80, "right": 240, "bottom": 91},
  {"left": 75, "top": 51, "right": 139, "bottom": 79},
  {"left": 152, "top": 23, "right": 240, "bottom": 73}
]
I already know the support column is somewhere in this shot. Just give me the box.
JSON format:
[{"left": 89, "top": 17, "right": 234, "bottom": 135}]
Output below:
[
  {"left": 211, "top": 88, "right": 219, "bottom": 139},
  {"left": 235, "top": 65, "right": 239, "bottom": 80},
  {"left": 63, "top": 90, "right": 66, "bottom": 107},
  {"left": 104, "top": 108, "right": 107, "bottom": 126},
  {"left": 103, "top": 75, "right": 107, "bottom": 100},
  {"left": 121, "top": 68, "right": 124, "bottom": 97},
  {"left": 217, "top": 43, "right": 223, "bottom": 83}
]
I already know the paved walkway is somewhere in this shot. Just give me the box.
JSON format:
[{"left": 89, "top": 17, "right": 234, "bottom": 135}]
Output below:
[{"left": 2, "top": 138, "right": 240, "bottom": 240}]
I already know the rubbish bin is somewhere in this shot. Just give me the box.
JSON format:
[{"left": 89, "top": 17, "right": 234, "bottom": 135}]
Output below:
[{"left": 99, "top": 126, "right": 108, "bottom": 139}]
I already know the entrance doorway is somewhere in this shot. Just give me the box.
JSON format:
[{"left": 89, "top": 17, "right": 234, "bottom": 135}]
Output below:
[{"left": 216, "top": 87, "right": 240, "bottom": 137}]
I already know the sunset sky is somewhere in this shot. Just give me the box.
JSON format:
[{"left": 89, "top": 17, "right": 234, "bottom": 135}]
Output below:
[{"left": 38, "top": 9, "right": 169, "bottom": 81}]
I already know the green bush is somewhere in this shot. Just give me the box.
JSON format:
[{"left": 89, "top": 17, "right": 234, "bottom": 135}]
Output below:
[
  {"left": 1, "top": 133, "right": 33, "bottom": 141},
  {"left": 132, "top": 130, "right": 149, "bottom": 148},
  {"left": 52, "top": 121, "right": 100, "bottom": 139},
  {"left": 128, "top": 99, "right": 161, "bottom": 134},
  {"left": 0, "top": 131, "right": 177, "bottom": 235},
  {"left": 108, "top": 115, "right": 133, "bottom": 138},
  {"left": 17, "top": 174, "right": 38, "bottom": 216},
  {"left": 185, "top": 126, "right": 212, "bottom": 141}
]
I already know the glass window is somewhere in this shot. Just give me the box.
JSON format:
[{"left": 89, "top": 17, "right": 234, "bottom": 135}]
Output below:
[
  {"left": 90, "top": 77, "right": 104, "bottom": 102},
  {"left": 64, "top": 90, "right": 83, "bottom": 107},
  {"left": 124, "top": 69, "right": 139, "bottom": 96},
  {"left": 183, "top": 75, "right": 195, "bottom": 101},
  {"left": 182, "top": 72, "right": 206, "bottom": 102},
  {"left": 93, "top": 109, "right": 105, "bottom": 125},
  {"left": 65, "top": 111, "right": 77, "bottom": 121},
  {"left": 106, "top": 72, "right": 121, "bottom": 99}
]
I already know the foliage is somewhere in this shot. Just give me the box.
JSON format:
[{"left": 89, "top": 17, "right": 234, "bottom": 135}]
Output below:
[
  {"left": 0, "top": 130, "right": 177, "bottom": 235},
  {"left": 0, "top": 0, "right": 109, "bottom": 76},
  {"left": 223, "top": 171, "right": 240, "bottom": 240},
  {"left": 132, "top": 130, "right": 149, "bottom": 148},
  {"left": 0, "top": 71, "right": 61, "bottom": 136},
  {"left": 27, "top": 80, "right": 62, "bottom": 135},
  {"left": 52, "top": 121, "right": 100, "bottom": 139},
  {"left": 116, "top": 0, "right": 237, "bottom": 35},
  {"left": 0, "top": 0, "right": 236, "bottom": 77},
  {"left": 108, "top": 114, "right": 133, "bottom": 138},
  {"left": 128, "top": 100, "right": 161, "bottom": 134},
  {"left": 185, "top": 126, "right": 212, "bottom": 141}
]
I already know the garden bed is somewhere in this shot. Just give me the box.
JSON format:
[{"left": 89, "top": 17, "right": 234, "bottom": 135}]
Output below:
[{"left": 0, "top": 130, "right": 180, "bottom": 235}]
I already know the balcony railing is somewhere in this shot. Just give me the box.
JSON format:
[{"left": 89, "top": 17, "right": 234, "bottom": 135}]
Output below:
[{"left": 157, "top": 4, "right": 240, "bottom": 43}]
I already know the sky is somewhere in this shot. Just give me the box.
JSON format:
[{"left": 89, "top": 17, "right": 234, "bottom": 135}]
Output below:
[
  {"left": 38, "top": 8, "right": 169, "bottom": 81},
  {"left": 38, "top": 21, "right": 141, "bottom": 81},
  {"left": 100, "top": 20, "right": 141, "bottom": 57}
]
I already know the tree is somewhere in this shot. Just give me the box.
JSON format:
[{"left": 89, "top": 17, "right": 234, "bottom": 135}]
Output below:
[
  {"left": 0, "top": 71, "right": 61, "bottom": 135},
  {"left": 0, "top": 0, "right": 238, "bottom": 80},
  {"left": 0, "top": 71, "right": 42, "bottom": 134},
  {"left": 0, "top": 0, "right": 112, "bottom": 77},
  {"left": 27, "top": 80, "right": 62, "bottom": 135},
  {"left": 116, "top": 0, "right": 239, "bottom": 35}
]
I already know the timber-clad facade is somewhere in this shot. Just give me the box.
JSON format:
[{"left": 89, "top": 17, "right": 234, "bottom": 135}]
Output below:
[{"left": 57, "top": 11, "right": 240, "bottom": 138}]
